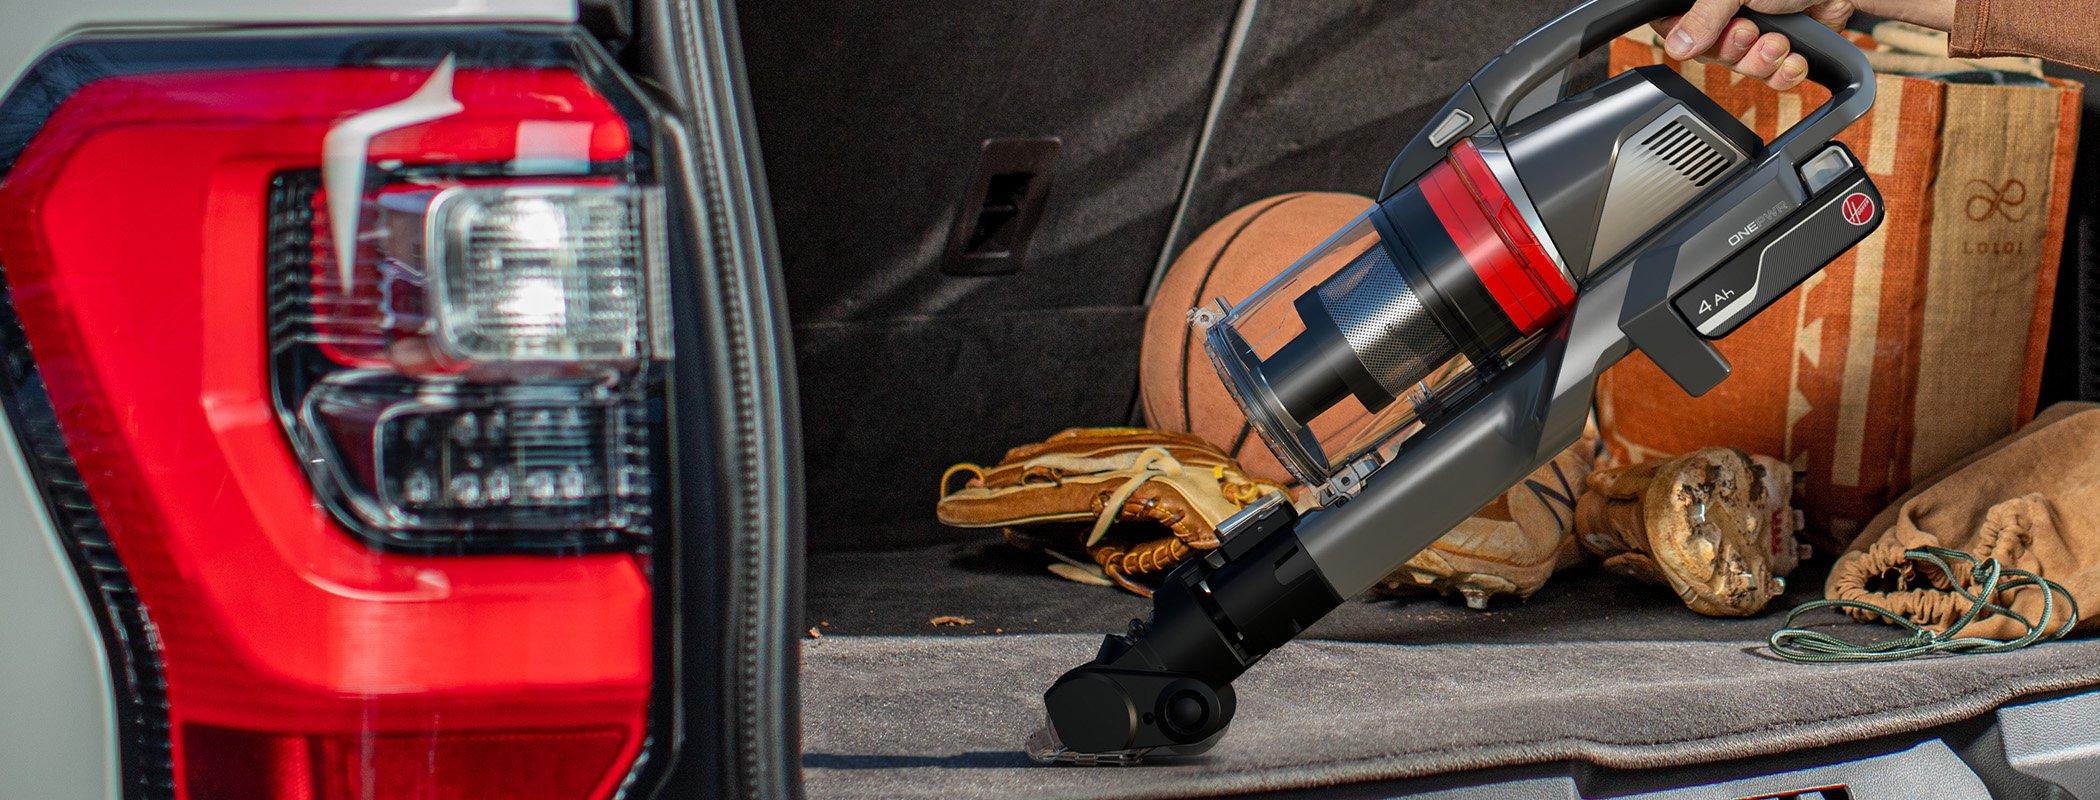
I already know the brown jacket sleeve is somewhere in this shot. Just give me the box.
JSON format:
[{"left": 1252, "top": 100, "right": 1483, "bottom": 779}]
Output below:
[{"left": 1949, "top": 0, "right": 2100, "bottom": 72}]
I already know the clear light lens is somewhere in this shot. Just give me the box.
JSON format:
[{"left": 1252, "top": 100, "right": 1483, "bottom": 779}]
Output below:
[
  {"left": 300, "top": 370, "right": 651, "bottom": 536},
  {"left": 279, "top": 174, "right": 665, "bottom": 548},
  {"left": 427, "top": 185, "right": 666, "bottom": 366}
]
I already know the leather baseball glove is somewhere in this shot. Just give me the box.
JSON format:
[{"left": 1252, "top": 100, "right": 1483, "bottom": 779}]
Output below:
[
  {"left": 1372, "top": 428, "right": 1603, "bottom": 608},
  {"left": 937, "top": 427, "right": 1285, "bottom": 596}
]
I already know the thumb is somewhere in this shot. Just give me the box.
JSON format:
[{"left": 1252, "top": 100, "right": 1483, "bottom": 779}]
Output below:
[{"left": 1665, "top": 0, "right": 1743, "bottom": 59}]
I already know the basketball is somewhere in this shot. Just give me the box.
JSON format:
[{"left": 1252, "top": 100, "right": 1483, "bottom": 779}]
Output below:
[{"left": 1139, "top": 192, "right": 1373, "bottom": 484}]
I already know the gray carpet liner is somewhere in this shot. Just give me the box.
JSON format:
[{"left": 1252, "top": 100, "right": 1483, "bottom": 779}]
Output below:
[
  {"left": 805, "top": 540, "right": 1835, "bottom": 642},
  {"left": 804, "top": 540, "right": 2100, "bottom": 797},
  {"left": 802, "top": 634, "right": 2100, "bottom": 799}
]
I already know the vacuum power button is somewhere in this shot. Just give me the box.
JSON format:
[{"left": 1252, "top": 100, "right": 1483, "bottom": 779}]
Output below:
[{"left": 1798, "top": 145, "right": 1855, "bottom": 194}]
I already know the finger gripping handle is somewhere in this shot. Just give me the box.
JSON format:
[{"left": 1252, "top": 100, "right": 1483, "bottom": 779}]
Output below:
[
  {"left": 1735, "top": 9, "right": 1876, "bottom": 161},
  {"left": 1473, "top": 0, "right": 1873, "bottom": 159}
]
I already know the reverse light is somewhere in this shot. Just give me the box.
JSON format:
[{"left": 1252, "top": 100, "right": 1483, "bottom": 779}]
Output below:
[
  {"left": 342, "top": 183, "right": 669, "bottom": 371},
  {"left": 0, "top": 31, "right": 672, "bottom": 800},
  {"left": 428, "top": 185, "right": 669, "bottom": 365}
]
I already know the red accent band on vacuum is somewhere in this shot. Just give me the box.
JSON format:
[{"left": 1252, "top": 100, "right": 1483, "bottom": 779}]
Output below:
[{"left": 1419, "top": 141, "right": 1574, "bottom": 334}]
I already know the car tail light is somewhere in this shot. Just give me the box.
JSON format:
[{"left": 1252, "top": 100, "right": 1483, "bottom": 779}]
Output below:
[
  {"left": 276, "top": 167, "right": 668, "bottom": 552},
  {"left": 0, "top": 31, "right": 672, "bottom": 799}
]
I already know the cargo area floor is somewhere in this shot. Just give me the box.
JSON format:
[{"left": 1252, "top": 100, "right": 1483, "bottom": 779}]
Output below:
[{"left": 801, "top": 537, "right": 2100, "bottom": 799}]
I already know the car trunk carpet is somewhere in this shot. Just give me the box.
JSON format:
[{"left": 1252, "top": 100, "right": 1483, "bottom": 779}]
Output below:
[{"left": 802, "top": 539, "right": 2100, "bottom": 799}]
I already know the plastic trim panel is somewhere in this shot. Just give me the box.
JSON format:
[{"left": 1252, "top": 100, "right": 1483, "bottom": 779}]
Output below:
[
  {"left": 1220, "top": 734, "right": 2015, "bottom": 800},
  {"left": 637, "top": 0, "right": 806, "bottom": 796},
  {"left": 1998, "top": 690, "right": 2100, "bottom": 799}
]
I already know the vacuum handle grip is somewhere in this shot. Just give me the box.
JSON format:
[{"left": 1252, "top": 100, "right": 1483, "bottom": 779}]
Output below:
[
  {"left": 1737, "top": 9, "right": 1877, "bottom": 162},
  {"left": 1473, "top": 0, "right": 1874, "bottom": 157}
]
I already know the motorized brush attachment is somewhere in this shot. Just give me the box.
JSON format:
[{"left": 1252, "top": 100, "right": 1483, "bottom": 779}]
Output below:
[{"left": 1034, "top": 0, "right": 1884, "bottom": 764}]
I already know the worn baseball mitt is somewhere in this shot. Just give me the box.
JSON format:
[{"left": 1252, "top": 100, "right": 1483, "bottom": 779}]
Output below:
[
  {"left": 1575, "top": 447, "right": 1809, "bottom": 617},
  {"left": 1372, "top": 428, "right": 1603, "bottom": 608},
  {"left": 937, "top": 427, "right": 1285, "bottom": 596}
]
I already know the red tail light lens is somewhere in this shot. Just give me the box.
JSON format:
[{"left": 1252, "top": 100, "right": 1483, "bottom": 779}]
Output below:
[{"left": 0, "top": 32, "right": 670, "bottom": 799}]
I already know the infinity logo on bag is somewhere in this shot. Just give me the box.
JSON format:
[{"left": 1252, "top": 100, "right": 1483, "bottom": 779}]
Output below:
[{"left": 1965, "top": 178, "right": 2029, "bottom": 222}]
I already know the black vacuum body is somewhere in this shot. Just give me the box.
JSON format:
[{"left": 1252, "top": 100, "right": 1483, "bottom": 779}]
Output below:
[
  {"left": 1035, "top": 0, "right": 1884, "bottom": 763},
  {"left": 1210, "top": 64, "right": 1767, "bottom": 497}
]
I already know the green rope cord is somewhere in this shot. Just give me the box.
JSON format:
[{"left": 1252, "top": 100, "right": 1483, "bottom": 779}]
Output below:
[{"left": 1769, "top": 546, "right": 2080, "bottom": 663}]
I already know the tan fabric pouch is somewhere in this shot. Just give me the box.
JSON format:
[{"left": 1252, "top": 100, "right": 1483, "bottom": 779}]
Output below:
[{"left": 1826, "top": 403, "right": 2100, "bottom": 639}]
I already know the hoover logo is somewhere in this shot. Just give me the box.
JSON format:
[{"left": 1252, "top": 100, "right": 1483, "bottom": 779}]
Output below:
[{"left": 1841, "top": 192, "right": 1875, "bottom": 226}]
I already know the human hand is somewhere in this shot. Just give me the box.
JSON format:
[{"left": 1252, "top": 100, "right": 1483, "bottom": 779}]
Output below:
[{"left": 1649, "top": 0, "right": 1856, "bottom": 90}]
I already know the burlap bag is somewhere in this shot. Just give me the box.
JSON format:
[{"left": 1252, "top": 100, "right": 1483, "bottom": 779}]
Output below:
[
  {"left": 1600, "top": 32, "right": 2083, "bottom": 554},
  {"left": 1826, "top": 403, "right": 2100, "bottom": 639}
]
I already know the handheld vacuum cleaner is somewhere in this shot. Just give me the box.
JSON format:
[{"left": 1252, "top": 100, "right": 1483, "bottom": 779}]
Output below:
[{"left": 1031, "top": 0, "right": 1883, "bottom": 764}]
